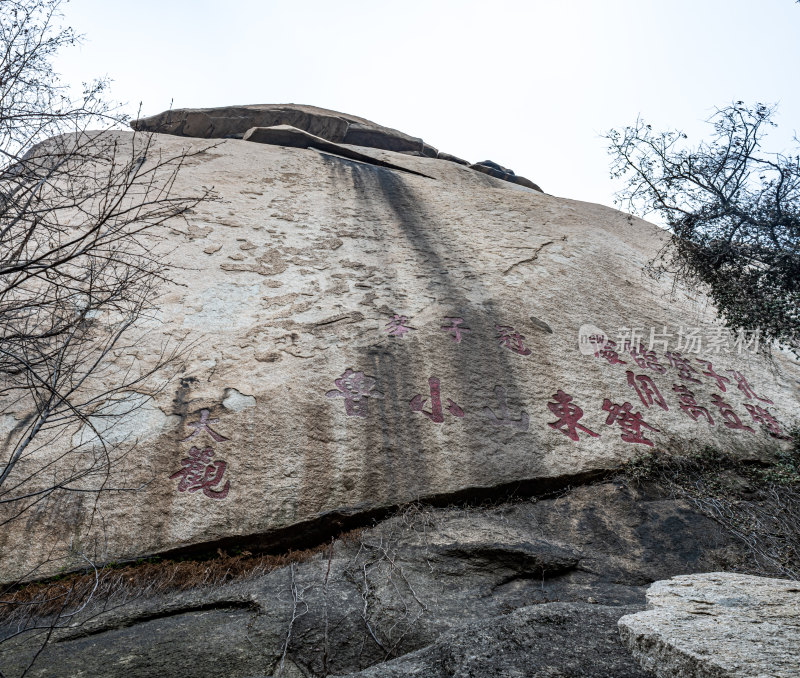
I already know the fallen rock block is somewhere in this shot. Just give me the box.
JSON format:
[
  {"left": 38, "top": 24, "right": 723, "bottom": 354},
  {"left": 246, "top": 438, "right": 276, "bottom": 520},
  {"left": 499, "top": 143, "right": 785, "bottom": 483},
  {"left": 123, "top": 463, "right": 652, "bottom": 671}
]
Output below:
[
  {"left": 132, "top": 104, "right": 427, "bottom": 156},
  {"left": 618, "top": 572, "right": 800, "bottom": 678},
  {"left": 132, "top": 104, "right": 353, "bottom": 142},
  {"left": 475, "top": 159, "right": 516, "bottom": 175}
]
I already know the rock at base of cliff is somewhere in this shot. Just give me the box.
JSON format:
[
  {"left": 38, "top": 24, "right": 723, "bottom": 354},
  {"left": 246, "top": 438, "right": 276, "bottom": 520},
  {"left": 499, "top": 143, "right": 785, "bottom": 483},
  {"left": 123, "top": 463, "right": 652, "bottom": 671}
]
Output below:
[
  {"left": 334, "top": 603, "right": 650, "bottom": 678},
  {"left": 618, "top": 572, "right": 800, "bottom": 678}
]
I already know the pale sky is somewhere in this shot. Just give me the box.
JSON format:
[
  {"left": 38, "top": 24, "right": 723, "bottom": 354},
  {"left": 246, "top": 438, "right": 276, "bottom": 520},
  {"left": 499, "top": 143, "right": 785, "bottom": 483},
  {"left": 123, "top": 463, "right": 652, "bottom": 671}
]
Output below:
[{"left": 57, "top": 0, "right": 800, "bottom": 210}]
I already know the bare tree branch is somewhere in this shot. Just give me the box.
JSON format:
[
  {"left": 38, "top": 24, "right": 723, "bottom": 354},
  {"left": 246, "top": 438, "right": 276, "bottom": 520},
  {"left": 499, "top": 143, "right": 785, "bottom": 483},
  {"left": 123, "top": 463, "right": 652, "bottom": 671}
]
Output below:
[
  {"left": 0, "top": 2, "right": 213, "bottom": 675},
  {"left": 605, "top": 102, "right": 799, "bottom": 355}
]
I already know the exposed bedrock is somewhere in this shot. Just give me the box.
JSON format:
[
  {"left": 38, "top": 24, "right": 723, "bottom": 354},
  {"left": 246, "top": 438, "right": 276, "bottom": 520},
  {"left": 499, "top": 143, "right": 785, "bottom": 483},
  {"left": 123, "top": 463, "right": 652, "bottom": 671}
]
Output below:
[
  {"left": 241, "top": 125, "right": 434, "bottom": 178},
  {"left": 130, "top": 103, "right": 542, "bottom": 190},
  {"left": 1, "top": 480, "right": 755, "bottom": 677}
]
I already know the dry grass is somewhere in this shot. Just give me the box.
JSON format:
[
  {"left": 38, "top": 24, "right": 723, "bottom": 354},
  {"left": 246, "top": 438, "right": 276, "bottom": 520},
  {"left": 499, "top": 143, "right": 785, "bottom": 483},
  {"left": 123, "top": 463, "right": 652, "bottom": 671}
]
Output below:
[{"left": 1, "top": 528, "right": 364, "bottom": 621}]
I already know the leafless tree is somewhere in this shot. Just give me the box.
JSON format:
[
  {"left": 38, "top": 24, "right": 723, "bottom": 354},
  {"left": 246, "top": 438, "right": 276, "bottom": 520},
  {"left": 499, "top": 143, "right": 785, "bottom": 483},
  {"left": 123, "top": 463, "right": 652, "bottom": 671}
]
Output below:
[
  {"left": 0, "top": 1, "right": 211, "bottom": 673},
  {"left": 606, "top": 102, "right": 799, "bottom": 356}
]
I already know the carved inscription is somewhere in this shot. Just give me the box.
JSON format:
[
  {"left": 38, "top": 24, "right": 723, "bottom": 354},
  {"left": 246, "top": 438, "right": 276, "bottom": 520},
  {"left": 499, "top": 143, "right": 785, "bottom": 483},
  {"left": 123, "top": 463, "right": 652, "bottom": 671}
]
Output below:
[
  {"left": 385, "top": 314, "right": 412, "bottom": 337},
  {"left": 483, "top": 386, "right": 529, "bottom": 432},
  {"left": 326, "top": 369, "right": 384, "bottom": 417},
  {"left": 441, "top": 317, "right": 471, "bottom": 343},
  {"left": 547, "top": 390, "right": 599, "bottom": 441},
  {"left": 172, "top": 409, "right": 230, "bottom": 500},
  {"left": 170, "top": 446, "right": 230, "bottom": 499},
  {"left": 410, "top": 377, "right": 464, "bottom": 423},
  {"left": 496, "top": 325, "right": 532, "bottom": 356},
  {"left": 602, "top": 400, "right": 659, "bottom": 447}
]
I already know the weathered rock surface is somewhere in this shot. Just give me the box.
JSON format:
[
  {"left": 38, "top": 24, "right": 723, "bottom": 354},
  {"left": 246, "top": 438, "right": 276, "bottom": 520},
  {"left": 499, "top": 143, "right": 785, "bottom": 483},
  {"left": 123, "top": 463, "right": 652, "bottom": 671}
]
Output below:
[
  {"left": 619, "top": 572, "right": 800, "bottom": 678},
  {"left": 470, "top": 159, "right": 543, "bottom": 192},
  {"left": 0, "top": 114, "right": 798, "bottom": 584},
  {"left": 241, "top": 125, "right": 432, "bottom": 177},
  {"left": 436, "top": 151, "right": 470, "bottom": 166},
  {"left": 131, "top": 104, "right": 426, "bottom": 154},
  {"left": 1, "top": 481, "right": 755, "bottom": 677},
  {"left": 333, "top": 603, "right": 651, "bottom": 678},
  {"left": 130, "top": 103, "right": 541, "bottom": 188}
]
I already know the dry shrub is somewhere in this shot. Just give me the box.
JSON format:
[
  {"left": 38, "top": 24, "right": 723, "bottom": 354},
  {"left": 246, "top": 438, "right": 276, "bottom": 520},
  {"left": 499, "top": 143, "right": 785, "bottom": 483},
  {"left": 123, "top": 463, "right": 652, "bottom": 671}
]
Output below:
[{"left": 623, "top": 440, "right": 800, "bottom": 580}]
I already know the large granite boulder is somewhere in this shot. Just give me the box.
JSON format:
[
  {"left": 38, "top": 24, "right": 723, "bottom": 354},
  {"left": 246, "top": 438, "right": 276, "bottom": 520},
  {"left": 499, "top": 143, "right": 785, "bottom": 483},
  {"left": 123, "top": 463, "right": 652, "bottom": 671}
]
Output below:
[
  {"left": 334, "top": 604, "right": 651, "bottom": 678},
  {"left": 619, "top": 572, "right": 800, "bottom": 678},
  {"left": 0, "top": 116, "right": 798, "bottom": 585}
]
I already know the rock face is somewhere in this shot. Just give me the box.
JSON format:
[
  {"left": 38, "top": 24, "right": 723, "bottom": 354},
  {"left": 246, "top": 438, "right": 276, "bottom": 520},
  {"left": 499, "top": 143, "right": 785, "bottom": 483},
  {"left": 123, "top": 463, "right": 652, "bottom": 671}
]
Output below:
[
  {"left": 0, "top": 107, "right": 798, "bottom": 587},
  {"left": 241, "top": 124, "right": 433, "bottom": 177},
  {"left": 471, "top": 159, "right": 543, "bottom": 191},
  {"left": 334, "top": 604, "right": 651, "bottom": 678},
  {"left": 1, "top": 481, "right": 753, "bottom": 677},
  {"left": 131, "top": 104, "right": 429, "bottom": 153},
  {"left": 131, "top": 103, "right": 542, "bottom": 190},
  {"left": 619, "top": 572, "right": 800, "bottom": 678}
]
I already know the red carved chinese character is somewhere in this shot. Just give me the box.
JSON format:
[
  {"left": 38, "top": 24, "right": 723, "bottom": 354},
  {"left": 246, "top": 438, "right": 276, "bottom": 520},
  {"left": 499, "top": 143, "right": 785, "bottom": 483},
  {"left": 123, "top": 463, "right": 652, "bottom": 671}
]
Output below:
[
  {"left": 672, "top": 384, "right": 714, "bottom": 425},
  {"left": 170, "top": 446, "right": 230, "bottom": 499},
  {"left": 602, "top": 399, "right": 659, "bottom": 446},
  {"left": 441, "top": 317, "right": 471, "bottom": 343},
  {"left": 496, "top": 325, "right": 532, "bottom": 356},
  {"left": 593, "top": 339, "right": 627, "bottom": 365},
  {"left": 385, "top": 314, "right": 412, "bottom": 337},
  {"left": 325, "top": 369, "right": 384, "bottom": 417},
  {"left": 483, "top": 385, "right": 529, "bottom": 432},
  {"left": 696, "top": 359, "right": 731, "bottom": 392},
  {"left": 181, "top": 409, "right": 229, "bottom": 443},
  {"left": 410, "top": 377, "right": 464, "bottom": 423},
  {"left": 626, "top": 371, "right": 669, "bottom": 411},
  {"left": 628, "top": 346, "right": 667, "bottom": 374},
  {"left": 728, "top": 371, "right": 773, "bottom": 404},
  {"left": 743, "top": 404, "right": 790, "bottom": 439},
  {"left": 665, "top": 352, "right": 702, "bottom": 383},
  {"left": 547, "top": 390, "right": 600, "bottom": 441},
  {"left": 710, "top": 395, "right": 754, "bottom": 433}
]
